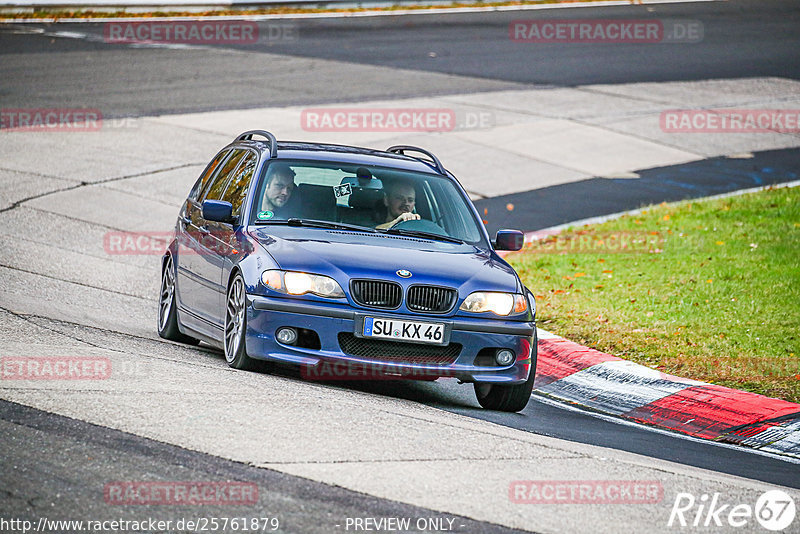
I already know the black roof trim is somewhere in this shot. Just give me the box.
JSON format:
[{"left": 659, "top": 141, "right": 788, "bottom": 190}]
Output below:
[{"left": 232, "top": 135, "right": 446, "bottom": 174}]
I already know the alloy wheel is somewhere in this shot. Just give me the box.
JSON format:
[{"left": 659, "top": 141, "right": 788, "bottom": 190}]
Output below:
[{"left": 225, "top": 277, "right": 246, "bottom": 362}]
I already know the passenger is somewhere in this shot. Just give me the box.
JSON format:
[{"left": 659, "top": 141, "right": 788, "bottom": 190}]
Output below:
[{"left": 375, "top": 179, "right": 421, "bottom": 230}]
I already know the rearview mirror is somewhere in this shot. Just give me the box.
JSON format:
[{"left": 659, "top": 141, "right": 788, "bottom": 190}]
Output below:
[
  {"left": 495, "top": 229, "right": 524, "bottom": 251},
  {"left": 202, "top": 200, "right": 235, "bottom": 224}
]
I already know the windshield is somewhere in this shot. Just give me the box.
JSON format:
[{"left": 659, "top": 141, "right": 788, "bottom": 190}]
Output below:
[{"left": 249, "top": 159, "right": 486, "bottom": 245}]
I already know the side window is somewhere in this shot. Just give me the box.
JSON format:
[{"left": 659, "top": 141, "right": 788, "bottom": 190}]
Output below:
[
  {"left": 221, "top": 152, "right": 258, "bottom": 218},
  {"left": 202, "top": 149, "right": 246, "bottom": 202},
  {"left": 189, "top": 149, "right": 230, "bottom": 202}
]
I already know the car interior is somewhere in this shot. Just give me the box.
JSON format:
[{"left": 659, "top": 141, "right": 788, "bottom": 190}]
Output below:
[{"left": 254, "top": 161, "right": 484, "bottom": 243}]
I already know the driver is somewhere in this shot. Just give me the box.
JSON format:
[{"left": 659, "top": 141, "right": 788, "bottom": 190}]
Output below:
[
  {"left": 261, "top": 163, "right": 296, "bottom": 217},
  {"left": 376, "top": 179, "right": 421, "bottom": 230}
]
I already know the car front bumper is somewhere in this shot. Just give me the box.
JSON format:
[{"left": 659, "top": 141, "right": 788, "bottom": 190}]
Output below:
[{"left": 245, "top": 294, "right": 535, "bottom": 384}]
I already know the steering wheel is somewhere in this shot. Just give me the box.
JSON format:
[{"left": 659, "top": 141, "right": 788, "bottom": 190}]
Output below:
[{"left": 391, "top": 218, "right": 448, "bottom": 235}]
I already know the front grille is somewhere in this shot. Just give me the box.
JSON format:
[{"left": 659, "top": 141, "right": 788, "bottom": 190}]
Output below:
[
  {"left": 406, "top": 285, "right": 457, "bottom": 313},
  {"left": 351, "top": 280, "right": 402, "bottom": 309},
  {"left": 406, "top": 286, "right": 458, "bottom": 313},
  {"left": 338, "top": 333, "right": 461, "bottom": 365}
]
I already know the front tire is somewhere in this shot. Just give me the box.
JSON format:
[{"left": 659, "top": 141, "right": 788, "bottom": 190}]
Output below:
[
  {"left": 474, "top": 331, "right": 538, "bottom": 412},
  {"left": 158, "top": 254, "right": 200, "bottom": 345},
  {"left": 224, "top": 273, "right": 256, "bottom": 370}
]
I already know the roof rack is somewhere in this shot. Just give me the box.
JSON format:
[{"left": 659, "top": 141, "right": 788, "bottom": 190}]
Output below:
[
  {"left": 235, "top": 130, "right": 277, "bottom": 158},
  {"left": 386, "top": 145, "right": 446, "bottom": 175}
]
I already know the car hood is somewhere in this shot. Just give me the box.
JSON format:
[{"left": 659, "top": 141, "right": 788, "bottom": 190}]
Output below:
[{"left": 249, "top": 227, "right": 520, "bottom": 293}]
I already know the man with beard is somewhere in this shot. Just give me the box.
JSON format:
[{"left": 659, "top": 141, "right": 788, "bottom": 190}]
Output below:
[
  {"left": 260, "top": 163, "right": 296, "bottom": 218},
  {"left": 375, "top": 179, "right": 421, "bottom": 230}
]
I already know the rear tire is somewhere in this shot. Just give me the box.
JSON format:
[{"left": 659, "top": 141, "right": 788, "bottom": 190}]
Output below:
[
  {"left": 474, "top": 331, "right": 538, "bottom": 412},
  {"left": 158, "top": 254, "right": 200, "bottom": 345},
  {"left": 224, "top": 273, "right": 257, "bottom": 370}
]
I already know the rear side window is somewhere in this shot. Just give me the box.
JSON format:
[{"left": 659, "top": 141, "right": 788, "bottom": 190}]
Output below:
[
  {"left": 202, "top": 149, "right": 246, "bottom": 202},
  {"left": 221, "top": 152, "right": 258, "bottom": 219},
  {"left": 189, "top": 149, "right": 230, "bottom": 202}
]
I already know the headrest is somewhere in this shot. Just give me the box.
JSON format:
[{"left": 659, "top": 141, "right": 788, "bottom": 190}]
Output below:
[
  {"left": 297, "top": 183, "right": 335, "bottom": 199},
  {"left": 341, "top": 173, "right": 382, "bottom": 190},
  {"left": 349, "top": 187, "right": 383, "bottom": 209}
]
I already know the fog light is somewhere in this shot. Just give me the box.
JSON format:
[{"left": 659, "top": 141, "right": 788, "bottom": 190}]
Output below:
[
  {"left": 276, "top": 327, "right": 298, "bottom": 345},
  {"left": 495, "top": 349, "right": 515, "bottom": 366}
]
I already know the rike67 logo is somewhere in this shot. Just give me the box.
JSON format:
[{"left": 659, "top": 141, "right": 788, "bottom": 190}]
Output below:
[{"left": 668, "top": 490, "right": 796, "bottom": 531}]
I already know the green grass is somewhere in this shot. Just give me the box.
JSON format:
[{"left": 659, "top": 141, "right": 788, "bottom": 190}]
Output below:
[{"left": 507, "top": 186, "right": 800, "bottom": 402}]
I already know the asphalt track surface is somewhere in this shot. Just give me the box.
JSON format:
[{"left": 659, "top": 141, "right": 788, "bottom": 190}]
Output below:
[
  {"left": 289, "top": 376, "right": 800, "bottom": 489},
  {"left": 1, "top": 0, "right": 799, "bottom": 116},
  {"left": 477, "top": 146, "right": 800, "bottom": 235},
  {"left": 2, "top": 0, "right": 800, "bottom": 530},
  {"left": 0, "top": 400, "right": 525, "bottom": 534}
]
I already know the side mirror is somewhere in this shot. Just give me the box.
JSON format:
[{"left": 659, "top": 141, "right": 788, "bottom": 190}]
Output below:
[
  {"left": 495, "top": 229, "right": 524, "bottom": 251},
  {"left": 202, "top": 200, "right": 235, "bottom": 224}
]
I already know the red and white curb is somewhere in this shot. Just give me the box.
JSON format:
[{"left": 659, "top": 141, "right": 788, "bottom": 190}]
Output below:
[{"left": 533, "top": 328, "right": 800, "bottom": 459}]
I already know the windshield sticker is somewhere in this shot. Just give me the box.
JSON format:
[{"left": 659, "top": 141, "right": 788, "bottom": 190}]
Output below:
[
  {"left": 257, "top": 210, "right": 274, "bottom": 220},
  {"left": 333, "top": 183, "right": 352, "bottom": 198}
]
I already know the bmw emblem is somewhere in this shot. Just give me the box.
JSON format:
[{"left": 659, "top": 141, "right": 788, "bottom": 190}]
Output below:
[{"left": 396, "top": 269, "right": 412, "bottom": 278}]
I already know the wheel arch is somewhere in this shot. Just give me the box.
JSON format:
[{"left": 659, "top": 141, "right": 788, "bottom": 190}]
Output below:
[
  {"left": 161, "top": 237, "right": 180, "bottom": 272},
  {"left": 227, "top": 265, "right": 243, "bottom": 291}
]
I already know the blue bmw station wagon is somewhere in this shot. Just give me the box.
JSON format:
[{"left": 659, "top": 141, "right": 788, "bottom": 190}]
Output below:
[{"left": 159, "top": 130, "right": 537, "bottom": 412}]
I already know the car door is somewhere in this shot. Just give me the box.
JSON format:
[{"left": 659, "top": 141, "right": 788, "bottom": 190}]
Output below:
[
  {"left": 181, "top": 149, "right": 247, "bottom": 333},
  {"left": 175, "top": 148, "right": 231, "bottom": 316},
  {"left": 191, "top": 149, "right": 256, "bottom": 329},
  {"left": 206, "top": 151, "right": 260, "bottom": 322}
]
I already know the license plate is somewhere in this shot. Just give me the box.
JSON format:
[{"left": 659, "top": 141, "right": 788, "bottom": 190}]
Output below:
[{"left": 362, "top": 317, "right": 445, "bottom": 345}]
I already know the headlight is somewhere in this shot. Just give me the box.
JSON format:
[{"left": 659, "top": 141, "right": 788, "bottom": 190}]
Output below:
[
  {"left": 459, "top": 292, "right": 528, "bottom": 316},
  {"left": 261, "top": 270, "right": 345, "bottom": 298}
]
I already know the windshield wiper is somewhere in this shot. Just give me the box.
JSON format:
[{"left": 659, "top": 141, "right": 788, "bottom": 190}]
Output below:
[
  {"left": 384, "top": 228, "right": 464, "bottom": 244},
  {"left": 255, "top": 217, "right": 378, "bottom": 233}
]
